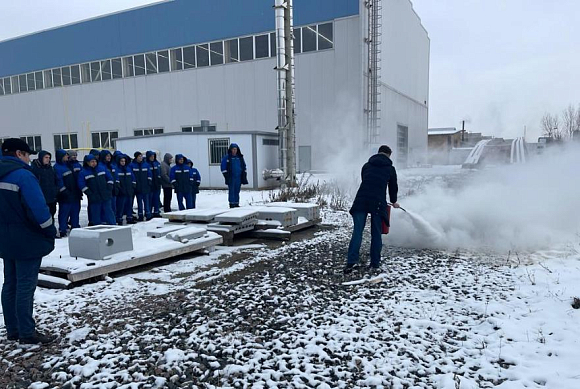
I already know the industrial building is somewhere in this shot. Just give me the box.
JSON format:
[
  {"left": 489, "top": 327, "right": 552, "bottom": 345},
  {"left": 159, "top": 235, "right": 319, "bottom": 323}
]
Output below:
[{"left": 0, "top": 0, "right": 429, "bottom": 172}]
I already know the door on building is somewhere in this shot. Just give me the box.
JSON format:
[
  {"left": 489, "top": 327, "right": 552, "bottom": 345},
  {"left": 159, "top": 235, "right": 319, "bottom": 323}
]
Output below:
[
  {"left": 397, "top": 125, "right": 409, "bottom": 168},
  {"left": 299, "top": 146, "right": 312, "bottom": 172}
]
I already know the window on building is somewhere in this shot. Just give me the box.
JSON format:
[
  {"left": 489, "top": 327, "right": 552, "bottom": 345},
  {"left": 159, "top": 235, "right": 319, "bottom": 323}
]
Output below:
[
  {"left": 209, "top": 138, "right": 230, "bottom": 164},
  {"left": 70, "top": 65, "right": 81, "bottom": 84},
  {"left": 157, "top": 50, "right": 170, "bottom": 73},
  {"left": 181, "top": 126, "right": 193, "bottom": 133},
  {"left": 145, "top": 53, "right": 157, "bottom": 74},
  {"left": 210, "top": 41, "right": 224, "bottom": 65},
  {"left": 134, "top": 128, "right": 164, "bottom": 137},
  {"left": 53, "top": 133, "right": 79, "bottom": 150},
  {"left": 263, "top": 138, "right": 279, "bottom": 146},
  {"left": 111, "top": 58, "right": 122, "bottom": 79},
  {"left": 26, "top": 73, "right": 36, "bottom": 91},
  {"left": 101, "top": 59, "right": 112, "bottom": 80},
  {"left": 19, "top": 74, "right": 27, "bottom": 92},
  {"left": 397, "top": 125, "right": 409, "bottom": 168},
  {"left": 90, "top": 62, "right": 101, "bottom": 81},
  {"left": 20, "top": 135, "right": 42, "bottom": 152},
  {"left": 43, "top": 70, "right": 53, "bottom": 88},
  {"left": 0, "top": 79, "right": 4, "bottom": 96},
  {"left": 53, "top": 68, "right": 62, "bottom": 87},
  {"left": 91, "top": 131, "right": 119, "bottom": 149},
  {"left": 11, "top": 76, "right": 20, "bottom": 93},
  {"left": 196, "top": 44, "right": 209, "bottom": 67},
  {"left": 170, "top": 48, "right": 183, "bottom": 71},
  {"left": 294, "top": 27, "right": 302, "bottom": 54},
  {"left": 183, "top": 46, "right": 196, "bottom": 69},
  {"left": 239, "top": 37, "right": 254, "bottom": 61},
  {"left": 122, "top": 56, "right": 134, "bottom": 77},
  {"left": 270, "top": 32, "right": 276, "bottom": 57},
  {"left": 317, "top": 22, "right": 333, "bottom": 50},
  {"left": 225, "top": 39, "right": 239, "bottom": 63},
  {"left": 81, "top": 63, "right": 91, "bottom": 83},
  {"left": 302, "top": 25, "right": 317, "bottom": 52},
  {"left": 3, "top": 77, "right": 11, "bottom": 94},
  {"left": 134, "top": 54, "right": 146, "bottom": 76},
  {"left": 255, "top": 34, "right": 269, "bottom": 59},
  {"left": 61, "top": 66, "right": 71, "bottom": 85},
  {"left": 34, "top": 71, "right": 43, "bottom": 89}
]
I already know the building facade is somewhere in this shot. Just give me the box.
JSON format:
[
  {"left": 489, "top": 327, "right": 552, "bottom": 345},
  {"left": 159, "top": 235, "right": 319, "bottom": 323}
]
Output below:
[{"left": 0, "top": 0, "right": 429, "bottom": 171}]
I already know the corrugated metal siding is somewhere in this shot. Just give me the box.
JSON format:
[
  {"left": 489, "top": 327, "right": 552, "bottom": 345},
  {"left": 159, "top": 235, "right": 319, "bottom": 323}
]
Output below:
[{"left": 0, "top": 0, "right": 358, "bottom": 77}]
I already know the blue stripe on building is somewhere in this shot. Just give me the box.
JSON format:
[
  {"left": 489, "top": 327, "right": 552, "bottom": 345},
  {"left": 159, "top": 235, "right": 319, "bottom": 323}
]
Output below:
[{"left": 0, "top": 0, "right": 358, "bottom": 78}]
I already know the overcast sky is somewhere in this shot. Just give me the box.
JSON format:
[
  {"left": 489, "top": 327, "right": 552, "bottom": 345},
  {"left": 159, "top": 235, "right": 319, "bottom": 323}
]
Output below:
[{"left": 1, "top": 0, "right": 578, "bottom": 140}]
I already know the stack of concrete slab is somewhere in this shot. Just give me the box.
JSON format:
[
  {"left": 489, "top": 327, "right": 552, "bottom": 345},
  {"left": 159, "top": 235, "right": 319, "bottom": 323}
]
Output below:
[
  {"left": 266, "top": 202, "right": 320, "bottom": 221},
  {"left": 163, "top": 209, "right": 228, "bottom": 223},
  {"left": 147, "top": 224, "right": 188, "bottom": 238},
  {"left": 208, "top": 209, "right": 258, "bottom": 234},
  {"left": 250, "top": 206, "right": 298, "bottom": 228}
]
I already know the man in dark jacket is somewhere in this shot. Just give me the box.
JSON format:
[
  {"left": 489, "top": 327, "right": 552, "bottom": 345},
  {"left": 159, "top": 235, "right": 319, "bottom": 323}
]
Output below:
[
  {"left": 170, "top": 154, "right": 193, "bottom": 210},
  {"left": 99, "top": 150, "right": 118, "bottom": 216},
  {"left": 186, "top": 158, "right": 202, "bottom": 209},
  {"left": 220, "top": 143, "right": 248, "bottom": 208},
  {"left": 160, "top": 153, "right": 173, "bottom": 213},
  {"left": 115, "top": 154, "right": 136, "bottom": 225},
  {"left": 0, "top": 138, "right": 57, "bottom": 345},
  {"left": 67, "top": 150, "right": 83, "bottom": 227},
  {"left": 344, "top": 145, "right": 400, "bottom": 273},
  {"left": 54, "top": 149, "right": 82, "bottom": 237},
  {"left": 31, "top": 150, "right": 58, "bottom": 220},
  {"left": 78, "top": 155, "right": 115, "bottom": 225},
  {"left": 146, "top": 151, "right": 162, "bottom": 218},
  {"left": 130, "top": 152, "right": 152, "bottom": 221}
]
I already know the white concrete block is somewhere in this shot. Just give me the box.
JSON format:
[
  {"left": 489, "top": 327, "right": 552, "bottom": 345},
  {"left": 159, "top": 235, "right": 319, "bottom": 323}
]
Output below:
[
  {"left": 214, "top": 209, "right": 259, "bottom": 224},
  {"left": 165, "top": 226, "right": 207, "bottom": 243},
  {"left": 147, "top": 225, "right": 189, "bottom": 238},
  {"left": 250, "top": 206, "right": 298, "bottom": 227},
  {"left": 163, "top": 208, "right": 229, "bottom": 222},
  {"left": 69, "top": 225, "right": 134, "bottom": 260},
  {"left": 266, "top": 202, "right": 320, "bottom": 220}
]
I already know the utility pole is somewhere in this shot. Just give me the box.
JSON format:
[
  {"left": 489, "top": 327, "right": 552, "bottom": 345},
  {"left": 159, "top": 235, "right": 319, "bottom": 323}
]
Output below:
[{"left": 274, "top": 0, "right": 296, "bottom": 186}]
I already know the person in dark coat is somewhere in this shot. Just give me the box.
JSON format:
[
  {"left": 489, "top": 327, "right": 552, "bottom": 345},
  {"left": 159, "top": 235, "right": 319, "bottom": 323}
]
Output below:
[
  {"left": 170, "top": 154, "right": 193, "bottom": 210},
  {"left": 186, "top": 158, "right": 201, "bottom": 209},
  {"left": 78, "top": 155, "right": 115, "bottom": 225},
  {"left": 130, "top": 151, "right": 152, "bottom": 221},
  {"left": 54, "top": 149, "right": 82, "bottom": 237},
  {"left": 115, "top": 154, "right": 136, "bottom": 225},
  {"left": 146, "top": 151, "right": 162, "bottom": 218},
  {"left": 344, "top": 145, "right": 400, "bottom": 273},
  {"left": 0, "top": 138, "right": 57, "bottom": 345},
  {"left": 99, "top": 150, "right": 118, "bottom": 216},
  {"left": 30, "top": 150, "right": 58, "bottom": 220},
  {"left": 160, "top": 153, "right": 173, "bottom": 213},
  {"left": 220, "top": 143, "right": 248, "bottom": 208},
  {"left": 67, "top": 150, "right": 83, "bottom": 226},
  {"left": 89, "top": 149, "right": 101, "bottom": 162}
]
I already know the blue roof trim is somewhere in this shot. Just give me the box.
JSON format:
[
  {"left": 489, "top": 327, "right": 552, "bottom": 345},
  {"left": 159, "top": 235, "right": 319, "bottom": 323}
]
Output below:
[{"left": 0, "top": 0, "right": 358, "bottom": 78}]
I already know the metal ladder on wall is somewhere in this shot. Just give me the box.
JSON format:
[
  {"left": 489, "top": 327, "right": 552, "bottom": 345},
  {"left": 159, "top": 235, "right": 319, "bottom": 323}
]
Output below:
[{"left": 365, "top": 0, "right": 382, "bottom": 146}]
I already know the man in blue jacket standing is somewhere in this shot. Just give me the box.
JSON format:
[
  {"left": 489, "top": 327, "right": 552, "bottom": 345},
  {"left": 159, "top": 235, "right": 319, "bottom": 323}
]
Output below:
[
  {"left": 0, "top": 138, "right": 57, "bottom": 345},
  {"left": 146, "top": 151, "right": 162, "bottom": 218},
  {"left": 344, "top": 145, "right": 400, "bottom": 274},
  {"left": 78, "top": 155, "right": 116, "bottom": 225},
  {"left": 130, "top": 152, "right": 152, "bottom": 221},
  {"left": 54, "top": 149, "right": 81, "bottom": 237},
  {"left": 67, "top": 150, "right": 83, "bottom": 228},
  {"left": 170, "top": 154, "right": 193, "bottom": 210},
  {"left": 220, "top": 143, "right": 248, "bottom": 208}
]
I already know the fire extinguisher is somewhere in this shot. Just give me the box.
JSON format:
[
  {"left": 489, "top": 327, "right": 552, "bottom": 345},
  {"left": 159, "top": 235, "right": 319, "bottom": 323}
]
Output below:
[{"left": 381, "top": 205, "right": 391, "bottom": 235}]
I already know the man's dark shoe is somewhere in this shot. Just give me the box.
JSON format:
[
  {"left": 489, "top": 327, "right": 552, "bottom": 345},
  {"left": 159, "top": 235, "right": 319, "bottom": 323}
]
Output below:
[
  {"left": 7, "top": 333, "right": 19, "bottom": 341},
  {"left": 145, "top": 216, "right": 153, "bottom": 221},
  {"left": 19, "top": 331, "right": 57, "bottom": 345},
  {"left": 126, "top": 219, "right": 137, "bottom": 225},
  {"left": 343, "top": 263, "right": 358, "bottom": 274},
  {"left": 136, "top": 216, "right": 144, "bottom": 222},
  {"left": 152, "top": 213, "right": 162, "bottom": 219}
]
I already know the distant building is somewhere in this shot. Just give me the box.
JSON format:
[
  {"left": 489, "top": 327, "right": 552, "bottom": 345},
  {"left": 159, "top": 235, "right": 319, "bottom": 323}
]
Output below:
[{"left": 427, "top": 127, "right": 462, "bottom": 164}]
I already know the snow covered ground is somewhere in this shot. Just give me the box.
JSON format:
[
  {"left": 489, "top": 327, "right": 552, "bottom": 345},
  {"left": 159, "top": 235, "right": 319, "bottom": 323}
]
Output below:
[{"left": 1, "top": 163, "right": 579, "bottom": 388}]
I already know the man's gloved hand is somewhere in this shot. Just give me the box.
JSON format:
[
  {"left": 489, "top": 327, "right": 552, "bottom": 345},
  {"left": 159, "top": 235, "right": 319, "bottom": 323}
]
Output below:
[{"left": 44, "top": 224, "right": 57, "bottom": 240}]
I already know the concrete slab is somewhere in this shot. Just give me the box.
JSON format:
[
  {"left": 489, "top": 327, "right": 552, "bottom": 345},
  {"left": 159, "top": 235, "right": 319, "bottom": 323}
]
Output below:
[
  {"left": 147, "top": 224, "right": 189, "bottom": 238},
  {"left": 207, "top": 219, "right": 257, "bottom": 234},
  {"left": 69, "top": 225, "right": 133, "bottom": 260},
  {"left": 266, "top": 202, "right": 320, "bottom": 220},
  {"left": 163, "top": 208, "right": 229, "bottom": 222},
  {"left": 214, "top": 209, "right": 259, "bottom": 224},
  {"left": 250, "top": 206, "right": 298, "bottom": 227},
  {"left": 165, "top": 226, "right": 207, "bottom": 243}
]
